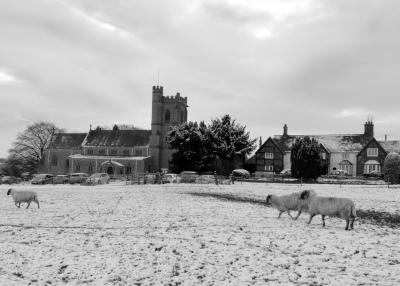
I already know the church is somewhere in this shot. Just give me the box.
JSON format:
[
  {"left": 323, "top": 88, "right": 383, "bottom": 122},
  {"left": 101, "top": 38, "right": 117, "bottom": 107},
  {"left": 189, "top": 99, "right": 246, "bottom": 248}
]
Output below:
[{"left": 39, "top": 86, "right": 188, "bottom": 176}]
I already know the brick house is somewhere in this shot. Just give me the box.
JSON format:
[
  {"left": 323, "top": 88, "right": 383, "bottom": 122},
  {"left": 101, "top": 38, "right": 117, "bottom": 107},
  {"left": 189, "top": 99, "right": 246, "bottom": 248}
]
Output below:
[{"left": 252, "top": 121, "right": 400, "bottom": 177}]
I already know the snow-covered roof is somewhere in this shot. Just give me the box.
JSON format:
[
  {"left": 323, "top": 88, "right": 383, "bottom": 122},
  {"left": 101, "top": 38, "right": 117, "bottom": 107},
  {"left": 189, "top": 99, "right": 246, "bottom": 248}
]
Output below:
[
  {"left": 69, "top": 154, "right": 151, "bottom": 161},
  {"left": 273, "top": 134, "right": 365, "bottom": 152},
  {"left": 48, "top": 133, "right": 87, "bottom": 149},
  {"left": 83, "top": 129, "right": 151, "bottom": 147}
]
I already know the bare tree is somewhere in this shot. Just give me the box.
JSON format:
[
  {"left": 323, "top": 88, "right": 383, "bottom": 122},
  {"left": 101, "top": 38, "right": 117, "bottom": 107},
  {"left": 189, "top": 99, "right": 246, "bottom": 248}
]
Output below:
[{"left": 6, "top": 121, "right": 63, "bottom": 175}]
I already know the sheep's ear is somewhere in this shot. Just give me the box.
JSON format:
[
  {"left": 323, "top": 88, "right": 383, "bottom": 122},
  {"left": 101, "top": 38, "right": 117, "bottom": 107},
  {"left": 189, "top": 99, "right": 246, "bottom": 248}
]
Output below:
[{"left": 7, "top": 189, "right": 12, "bottom": 195}]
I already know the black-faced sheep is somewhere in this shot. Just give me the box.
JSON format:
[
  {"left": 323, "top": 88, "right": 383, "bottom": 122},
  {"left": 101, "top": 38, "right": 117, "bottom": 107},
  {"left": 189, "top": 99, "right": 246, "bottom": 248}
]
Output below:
[
  {"left": 266, "top": 190, "right": 315, "bottom": 220},
  {"left": 300, "top": 190, "right": 356, "bottom": 230},
  {"left": 7, "top": 188, "right": 40, "bottom": 209}
]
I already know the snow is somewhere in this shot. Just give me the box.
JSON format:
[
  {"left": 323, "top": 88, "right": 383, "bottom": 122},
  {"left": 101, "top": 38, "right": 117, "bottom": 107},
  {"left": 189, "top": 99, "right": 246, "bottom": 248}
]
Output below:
[{"left": 1, "top": 182, "right": 399, "bottom": 285}]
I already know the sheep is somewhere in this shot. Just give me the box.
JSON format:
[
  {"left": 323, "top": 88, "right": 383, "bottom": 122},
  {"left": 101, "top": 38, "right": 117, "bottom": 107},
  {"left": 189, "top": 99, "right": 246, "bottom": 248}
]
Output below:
[
  {"left": 266, "top": 190, "right": 315, "bottom": 220},
  {"left": 7, "top": 188, "right": 40, "bottom": 209},
  {"left": 300, "top": 190, "right": 356, "bottom": 230}
]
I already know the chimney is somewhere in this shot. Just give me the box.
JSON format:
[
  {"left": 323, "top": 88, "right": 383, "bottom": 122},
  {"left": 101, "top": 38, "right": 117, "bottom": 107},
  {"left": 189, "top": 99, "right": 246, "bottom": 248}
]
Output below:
[
  {"left": 283, "top": 124, "right": 288, "bottom": 136},
  {"left": 259, "top": 136, "right": 262, "bottom": 148},
  {"left": 364, "top": 120, "right": 374, "bottom": 142}
]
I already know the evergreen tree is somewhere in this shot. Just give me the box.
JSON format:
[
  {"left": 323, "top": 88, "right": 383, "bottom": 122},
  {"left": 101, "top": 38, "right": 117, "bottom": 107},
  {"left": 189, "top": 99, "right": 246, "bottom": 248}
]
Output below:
[
  {"left": 383, "top": 152, "right": 400, "bottom": 184},
  {"left": 166, "top": 114, "right": 256, "bottom": 174},
  {"left": 291, "top": 136, "right": 322, "bottom": 180}
]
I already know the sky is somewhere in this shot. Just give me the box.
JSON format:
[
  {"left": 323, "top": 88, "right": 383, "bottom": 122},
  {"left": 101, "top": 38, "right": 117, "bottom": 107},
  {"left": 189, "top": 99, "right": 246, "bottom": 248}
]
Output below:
[{"left": 1, "top": 0, "right": 400, "bottom": 158}]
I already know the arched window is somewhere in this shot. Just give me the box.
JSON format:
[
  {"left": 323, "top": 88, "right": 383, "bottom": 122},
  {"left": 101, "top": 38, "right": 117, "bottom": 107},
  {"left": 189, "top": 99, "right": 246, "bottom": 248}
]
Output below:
[
  {"left": 88, "top": 163, "right": 93, "bottom": 174},
  {"left": 339, "top": 160, "right": 353, "bottom": 176},
  {"left": 165, "top": 109, "right": 171, "bottom": 123},
  {"left": 51, "top": 155, "right": 58, "bottom": 166}
]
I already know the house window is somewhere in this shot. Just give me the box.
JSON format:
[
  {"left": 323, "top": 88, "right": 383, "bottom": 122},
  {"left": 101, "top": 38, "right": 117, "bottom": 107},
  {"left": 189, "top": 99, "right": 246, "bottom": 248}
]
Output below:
[
  {"left": 126, "top": 166, "right": 132, "bottom": 174},
  {"left": 51, "top": 155, "right": 58, "bottom": 166},
  {"left": 264, "top": 165, "right": 273, "bottom": 171},
  {"left": 135, "top": 149, "right": 142, "bottom": 156},
  {"left": 367, "top": 148, "right": 378, "bottom": 157},
  {"left": 88, "top": 164, "right": 93, "bottom": 174},
  {"left": 75, "top": 163, "right": 80, "bottom": 172},
  {"left": 87, "top": 149, "right": 94, "bottom": 155},
  {"left": 342, "top": 153, "right": 349, "bottom": 159},
  {"left": 339, "top": 160, "right": 352, "bottom": 175},
  {"left": 99, "top": 149, "right": 106, "bottom": 155},
  {"left": 110, "top": 149, "right": 117, "bottom": 156},
  {"left": 264, "top": 153, "right": 273, "bottom": 159},
  {"left": 321, "top": 153, "right": 326, "bottom": 160},
  {"left": 363, "top": 160, "right": 381, "bottom": 173},
  {"left": 123, "top": 149, "right": 130, "bottom": 156}
]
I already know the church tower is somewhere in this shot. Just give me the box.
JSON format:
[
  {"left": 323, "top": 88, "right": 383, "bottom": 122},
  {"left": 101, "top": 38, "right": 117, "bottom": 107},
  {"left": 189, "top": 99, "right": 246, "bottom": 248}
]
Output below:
[{"left": 150, "top": 85, "right": 188, "bottom": 171}]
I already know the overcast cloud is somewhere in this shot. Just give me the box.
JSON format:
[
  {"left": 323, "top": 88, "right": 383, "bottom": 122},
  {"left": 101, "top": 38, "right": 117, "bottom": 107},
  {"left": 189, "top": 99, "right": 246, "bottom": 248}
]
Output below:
[{"left": 1, "top": 0, "right": 399, "bottom": 157}]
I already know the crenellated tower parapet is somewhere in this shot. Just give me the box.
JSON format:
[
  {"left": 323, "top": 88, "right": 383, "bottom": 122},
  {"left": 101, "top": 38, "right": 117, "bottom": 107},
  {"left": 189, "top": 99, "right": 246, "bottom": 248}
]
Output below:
[{"left": 150, "top": 85, "right": 188, "bottom": 171}]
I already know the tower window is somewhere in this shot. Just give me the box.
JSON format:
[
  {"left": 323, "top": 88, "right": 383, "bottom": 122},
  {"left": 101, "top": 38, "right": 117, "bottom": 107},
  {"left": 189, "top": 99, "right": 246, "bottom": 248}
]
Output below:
[{"left": 165, "top": 109, "right": 171, "bottom": 123}]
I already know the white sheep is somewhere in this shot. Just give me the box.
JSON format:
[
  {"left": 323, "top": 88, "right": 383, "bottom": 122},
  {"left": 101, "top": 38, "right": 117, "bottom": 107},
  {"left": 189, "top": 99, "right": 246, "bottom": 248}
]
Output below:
[
  {"left": 7, "top": 188, "right": 40, "bottom": 209},
  {"left": 266, "top": 190, "right": 315, "bottom": 220},
  {"left": 300, "top": 190, "right": 356, "bottom": 230}
]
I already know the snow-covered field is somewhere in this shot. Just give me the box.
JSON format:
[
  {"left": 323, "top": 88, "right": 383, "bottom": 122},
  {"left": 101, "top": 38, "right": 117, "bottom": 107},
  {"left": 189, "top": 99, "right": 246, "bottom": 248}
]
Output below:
[{"left": 1, "top": 182, "right": 400, "bottom": 285}]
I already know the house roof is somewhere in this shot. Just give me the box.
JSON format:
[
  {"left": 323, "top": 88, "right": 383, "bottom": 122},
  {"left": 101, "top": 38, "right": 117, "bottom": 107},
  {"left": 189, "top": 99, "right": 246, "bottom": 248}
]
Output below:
[
  {"left": 379, "top": 140, "right": 400, "bottom": 154},
  {"left": 48, "top": 133, "right": 87, "bottom": 149},
  {"left": 69, "top": 154, "right": 151, "bottom": 161},
  {"left": 83, "top": 129, "right": 151, "bottom": 147},
  {"left": 273, "top": 134, "right": 365, "bottom": 153}
]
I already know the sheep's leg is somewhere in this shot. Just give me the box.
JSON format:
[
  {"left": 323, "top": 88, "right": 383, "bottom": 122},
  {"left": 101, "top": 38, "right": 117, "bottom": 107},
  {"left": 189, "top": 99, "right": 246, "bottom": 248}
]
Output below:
[
  {"left": 293, "top": 211, "right": 302, "bottom": 220},
  {"left": 278, "top": 211, "right": 284, "bottom": 218},
  {"left": 345, "top": 219, "right": 350, "bottom": 230},
  {"left": 18, "top": 202, "right": 21, "bottom": 208},
  {"left": 15, "top": 202, "right": 19, "bottom": 208},
  {"left": 321, "top": 215, "right": 326, "bottom": 227},
  {"left": 287, "top": 210, "right": 294, "bottom": 219},
  {"left": 36, "top": 200, "right": 40, "bottom": 209},
  {"left": 307, "top": 214, "right": 315, "bottom": 224},
  {"left": 350, "top": 217, "right": 355, "bottom": 229},
  {"left": 26, "top": 202, "right": 31, "bottom": 209}
]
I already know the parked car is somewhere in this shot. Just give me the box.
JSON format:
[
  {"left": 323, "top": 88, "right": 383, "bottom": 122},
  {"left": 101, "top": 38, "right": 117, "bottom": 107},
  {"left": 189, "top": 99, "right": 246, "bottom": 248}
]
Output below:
[
  {"left": 68, "top": 173, "right": 89, "bottom": 184},
  {"left": 232, "top": 169, "right": 251, "bottom": 179},
  {"left": 331, "top": 170, "right": 348, "bottom": 176},
  {"left": 161, "top": 173, "right": 178, "bottom": 184},
  {"left": 31, "top": 174, "right": 54, "bottom": 185},
  {"left": 279, "top": 169, "right": 292, "bottom": 177},
  {"left": 52, "top": 174, "right": 69, "bottom": 184},
  {"left": 1, "top": 176, "right": 22, "bottom": 185},
  {"left": 179, "top": 171, "right": 199, "bottom": 183},
  {"left": 86, "top": 173, "right": 110, "bottom": 185}
]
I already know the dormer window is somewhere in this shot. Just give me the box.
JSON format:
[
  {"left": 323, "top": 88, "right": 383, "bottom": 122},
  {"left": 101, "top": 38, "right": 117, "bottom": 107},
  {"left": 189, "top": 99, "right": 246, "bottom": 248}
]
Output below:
[
  {"left": 367, "top": 148, "right": 378, "bottom": 157},
  {"left": 264, "top": 153, "right": 273, "bottom": 159}
]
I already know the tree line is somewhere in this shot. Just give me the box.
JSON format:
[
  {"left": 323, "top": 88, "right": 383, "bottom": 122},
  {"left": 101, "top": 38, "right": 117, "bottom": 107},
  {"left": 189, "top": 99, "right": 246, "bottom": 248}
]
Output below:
[{"left": 2, "top": 118, "right": 400, "bottom": 183}]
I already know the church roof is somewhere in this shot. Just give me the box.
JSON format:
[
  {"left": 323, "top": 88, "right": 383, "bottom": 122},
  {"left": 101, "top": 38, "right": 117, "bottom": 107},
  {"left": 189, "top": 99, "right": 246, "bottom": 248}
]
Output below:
[
  {"left": 83, "top": 129, "right": 151, "bottom": 147},
  {"left": 273, "top": 134, "right": 365, "bottom": 153},
  {"left": 48, "top": 133, "right": 87, "bottom": 149}
]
